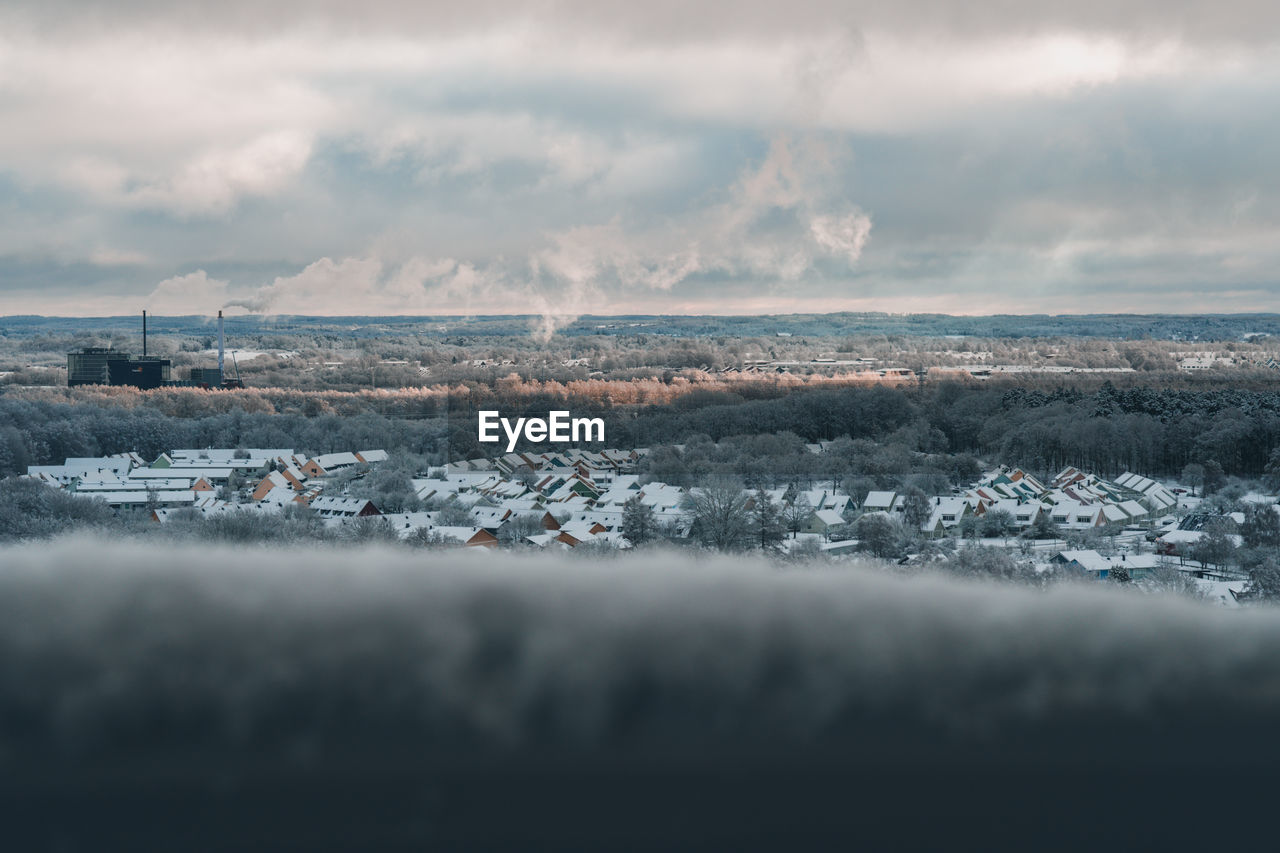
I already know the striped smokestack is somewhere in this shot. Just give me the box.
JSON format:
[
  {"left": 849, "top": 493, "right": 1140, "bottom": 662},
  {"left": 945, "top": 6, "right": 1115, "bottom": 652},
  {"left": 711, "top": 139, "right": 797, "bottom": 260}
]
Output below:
[{"left": 218, "top": 310, "right": 224, "bottom": 378}]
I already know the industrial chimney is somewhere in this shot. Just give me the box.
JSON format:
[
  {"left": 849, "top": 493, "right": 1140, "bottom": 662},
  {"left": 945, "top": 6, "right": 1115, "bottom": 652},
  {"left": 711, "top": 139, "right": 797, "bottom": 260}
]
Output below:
[
  {"left": 142, "top": 310, "right": 147, "bottom": 357},
  {"left": 217, "top": 310, "right": 225, "bottom": 378}
]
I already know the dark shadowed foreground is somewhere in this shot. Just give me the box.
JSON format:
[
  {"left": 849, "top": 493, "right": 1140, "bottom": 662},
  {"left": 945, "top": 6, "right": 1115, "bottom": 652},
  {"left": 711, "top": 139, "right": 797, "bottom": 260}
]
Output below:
[{"left": 3, "top": 541, "right": 1280, "bottom": 850}]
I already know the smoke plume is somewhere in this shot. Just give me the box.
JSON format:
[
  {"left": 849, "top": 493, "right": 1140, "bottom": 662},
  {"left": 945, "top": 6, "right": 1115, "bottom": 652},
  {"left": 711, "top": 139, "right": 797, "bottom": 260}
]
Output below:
[{"left": 219, "top": 137, "right": 871, "bottom": 337}]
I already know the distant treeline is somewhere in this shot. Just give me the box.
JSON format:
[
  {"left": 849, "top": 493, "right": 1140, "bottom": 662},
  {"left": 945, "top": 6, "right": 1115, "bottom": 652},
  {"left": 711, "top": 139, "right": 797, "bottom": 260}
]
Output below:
[
  {"left": 439, "top": 380, "right": 1280, "bottom": 482},
  {"left": 615, "top": 383, "right": 1280, "bottom": 484},
  {"left": 0, "top": 398, "right": 445, "bottom": 475},
  {"left": 12, "top": 311, "right": 1280, "bottom": 394},
  {"left": 8, "top": 312, "right": 1280, "bottom": 340},
  {"left": 4, "top": 380, "right": 1280, "bottom": 483}
]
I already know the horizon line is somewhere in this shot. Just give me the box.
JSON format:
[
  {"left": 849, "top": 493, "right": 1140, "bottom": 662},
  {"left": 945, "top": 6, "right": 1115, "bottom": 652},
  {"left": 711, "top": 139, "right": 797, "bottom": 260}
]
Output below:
[{"left": 7, "top": 311, "right": 1280, "bottom": 321}]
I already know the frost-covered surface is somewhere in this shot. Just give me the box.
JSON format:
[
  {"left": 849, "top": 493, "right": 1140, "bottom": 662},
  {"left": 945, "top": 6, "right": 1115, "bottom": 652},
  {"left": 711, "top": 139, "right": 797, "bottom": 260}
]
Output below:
[
  {"left": 3, "top": 539, "right": 1280, "bottom": 848},
  {"left": 1, "top": 538, "right": 1279, "bottom": 752}
]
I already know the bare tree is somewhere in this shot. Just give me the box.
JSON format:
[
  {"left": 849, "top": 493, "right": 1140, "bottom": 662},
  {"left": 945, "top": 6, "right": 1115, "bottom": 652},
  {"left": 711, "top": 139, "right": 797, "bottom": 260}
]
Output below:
[
  {"left": 499, "top": 514, "right": 543, "bottom": 547},
  {"left": 1181, "top": 463, "right": 1205, "bottom": 497},
  {"left": 1241, "top": 559, "right": 1280, "bottom": 601},
  {"left": 855, "top": 514, "right": 900, "bottom": 559},
  {"left": 900, "top": 487, "right": 931, "bottom": 533},
  {"left": 980, "top": 509, "right": 1015, "bottom": 542},
  {"left": 436, "top": 498, "right": 474, "bottom": 527},
  {"left": 1190, "top": 517, "right": 1238, "bottom": 569},
  {"left": 684, "top": 477, "right": 751, "bottom": 551},
  {"left": 782, "top": 494, "right": 814, "bottom": 539}
]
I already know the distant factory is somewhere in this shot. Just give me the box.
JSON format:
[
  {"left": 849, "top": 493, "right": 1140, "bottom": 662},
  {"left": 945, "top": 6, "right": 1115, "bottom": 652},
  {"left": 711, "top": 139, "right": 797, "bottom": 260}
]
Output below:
[
  {"left": 66, "top": 310, "right": 242, "bottom": 390},
  {"left": 67, "top": 311, "right": 171, "bottom": 389}
]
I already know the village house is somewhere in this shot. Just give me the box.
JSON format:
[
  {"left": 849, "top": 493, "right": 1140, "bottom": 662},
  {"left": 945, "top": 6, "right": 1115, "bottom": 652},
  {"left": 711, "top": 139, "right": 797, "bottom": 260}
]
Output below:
[
  {"left": 309, "top": 496, "right": 382, "bottom": 519},
  {"left": 430, "top": 526, "right": 499, "bottom": 548},
  {"left": 804, "top": 509, "right": 849, "bottom": 538},
  {"left": 301, "top": 452, "right": 361, "bottom": 478},
  {"left": 862, "top": 491, "right": 897, "bottom": 513},
  {"left": 251, "top": 468, "right": 309, "bottom": 501},
  {"left": 1051, "top": 550, "right": 1162, "bottom": 580}
]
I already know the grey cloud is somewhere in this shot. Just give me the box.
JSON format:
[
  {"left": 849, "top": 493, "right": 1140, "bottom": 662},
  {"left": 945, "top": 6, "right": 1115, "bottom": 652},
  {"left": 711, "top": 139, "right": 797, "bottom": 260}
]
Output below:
[
  {"left": 3, "top": 2, "right": 1279, "bottom": 315},
  {"left": 7, "top": 1, "right": 1280, "bottom": 44}
]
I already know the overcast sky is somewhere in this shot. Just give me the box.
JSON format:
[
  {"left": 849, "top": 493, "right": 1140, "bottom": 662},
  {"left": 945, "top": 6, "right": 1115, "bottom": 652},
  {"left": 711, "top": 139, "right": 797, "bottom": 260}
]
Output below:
[{"left": 2, "top": 2, "right": 1279, "bottom": 321}]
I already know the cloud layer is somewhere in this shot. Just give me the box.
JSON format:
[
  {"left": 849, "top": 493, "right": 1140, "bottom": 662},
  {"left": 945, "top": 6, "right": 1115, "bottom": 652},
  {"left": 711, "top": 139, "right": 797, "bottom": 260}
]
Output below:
[{"left": 2, "top": 3, "right": 1279, "bottom": 317}]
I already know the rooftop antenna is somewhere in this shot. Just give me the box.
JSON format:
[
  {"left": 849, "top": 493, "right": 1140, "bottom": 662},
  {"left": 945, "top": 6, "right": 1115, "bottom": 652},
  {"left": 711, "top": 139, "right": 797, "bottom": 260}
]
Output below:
[
  {"left": 217, "top": 310, "right": 225, "bottom": 379},
  {"left": 142, "top": 310, "right": 147, "bottom": 357}
]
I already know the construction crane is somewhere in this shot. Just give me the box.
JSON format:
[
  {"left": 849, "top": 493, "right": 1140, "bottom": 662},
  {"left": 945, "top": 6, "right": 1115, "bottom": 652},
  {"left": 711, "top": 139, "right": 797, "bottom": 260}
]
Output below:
[{"left": 222, "top": 351, "right": 244, "bottom": 389}]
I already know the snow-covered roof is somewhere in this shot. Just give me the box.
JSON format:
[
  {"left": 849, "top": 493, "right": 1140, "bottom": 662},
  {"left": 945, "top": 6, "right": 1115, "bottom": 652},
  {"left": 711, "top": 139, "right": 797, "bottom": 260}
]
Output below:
[
  {"left": 311, "top": 496, "right": 378, "bottom": 516},
  {"left": 863, "top": 491, "right": 896, "bottom": 510},
  {"left": 812, "top": 509, "right": 846, "bottom": 527}
]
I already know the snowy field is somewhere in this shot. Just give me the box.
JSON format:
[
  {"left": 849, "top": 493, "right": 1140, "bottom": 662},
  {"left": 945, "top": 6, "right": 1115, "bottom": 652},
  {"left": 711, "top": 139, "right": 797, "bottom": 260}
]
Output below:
[{"left": 194, "top": 348, "right": 297, "bottom": 362}]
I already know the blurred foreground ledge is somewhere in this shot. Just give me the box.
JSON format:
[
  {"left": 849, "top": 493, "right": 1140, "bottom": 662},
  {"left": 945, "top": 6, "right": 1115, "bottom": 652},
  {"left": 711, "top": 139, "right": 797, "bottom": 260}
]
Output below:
[{"left": 3, "top": 539, "right": 1280, "bottom": 849}]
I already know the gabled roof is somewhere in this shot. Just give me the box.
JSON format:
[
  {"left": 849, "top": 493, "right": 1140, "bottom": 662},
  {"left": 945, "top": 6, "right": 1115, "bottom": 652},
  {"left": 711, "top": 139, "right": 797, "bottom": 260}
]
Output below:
[
  {"left": 430, "top": 526, "right": 498, "bottom": 546},
  {"left": 171, "top": 448, "right": 294, "bottom": 461},
  {"left": 310, "top": 452, "right": 361, "bottom": 471},
  {"left": 129, "top": 467, "right": 235, "bottom": 481},
  {"left": 863, "top": 491, "right": 896, "bottom": 509},
  {"left": 554, "top": 495, "right": 594, "bottom": 512},
  {"left": 1053, "top": 549, "right": 1111, "bottom": 573},
  {"left": 72, "top": 489, "right": 197, "bottom": 506},
  {"left": 77, "top": 477, "right": 193, "bottom": 492},
  {"left": 258, "top": 485, "right": 303, "bottom": 508},
  {"left": 812, "top": 509, "right": 846, "bottom": 527},
  {"left": 502, "top": 496, "right": 548, "bottom": 512},
  {"left": 411, "top": 478, "right": 457, "bottom": 501},
  {"left": 380, "top": 512, "right": 439, "bottom": 536},
  {"left": 470, "top": 506, "right": 512, "bottom": 526},
  {"left": 310, "top": 496, "right": 379, "bottom": 516},
  {"left": 29, "top": 458, "right": 132, "bottom": 480},
  {"left": 1119, "top": 500, "right": 1148, "bottom": 517},
  {"left": 985, "top": 498, "right": 1023, "bottom": 513},
  {"left": 559, "top": 520, "right": 607, "bottom": 540},
  {"left": 923, "top": 498, "right": 970, "bottom": 530},
  {"left": 1100, "top": 504, "right": 1129, "bottom": 523}
]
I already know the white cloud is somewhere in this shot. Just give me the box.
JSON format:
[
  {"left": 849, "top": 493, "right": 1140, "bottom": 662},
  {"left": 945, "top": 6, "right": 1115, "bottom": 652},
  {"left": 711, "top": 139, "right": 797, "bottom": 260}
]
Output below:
[
  {"left": 54, "top": 132, "right": 313, "bottom": 216},
  {"left": 810, "top": 214, "right": 873, "bottom": 263},
  {"left": 147, "top": 270, "right": 230, "bottom": 314},
  {"left": 127, "top": 132, "right": 313, "bottom": 216}
]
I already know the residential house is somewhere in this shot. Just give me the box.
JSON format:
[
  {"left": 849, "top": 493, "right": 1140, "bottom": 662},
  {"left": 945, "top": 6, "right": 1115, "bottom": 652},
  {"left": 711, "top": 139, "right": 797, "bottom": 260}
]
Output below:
[{"left": 310, "top": 496, "right": 382, "bottom": 518}]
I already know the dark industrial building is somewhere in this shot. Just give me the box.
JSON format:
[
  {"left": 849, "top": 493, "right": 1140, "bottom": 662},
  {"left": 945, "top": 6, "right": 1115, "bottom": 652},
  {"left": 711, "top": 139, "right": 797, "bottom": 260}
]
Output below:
[
  {"left": 67, "top": 348, "right": 173, "bottom": 389},
  {"left": 107, "top": 356, "right": 171, "bottom": 389},
  {"left": 66, "top": 312, "right": 173, "bottom": 390},
  {"left": 66, "top": 347, "right": 116, "bottom": 386},
  {"left": 65, "top": 310, "right": 245, "bottom": 390},
  {"left": 189, "top": 367, "right": 223, "bottom": 386}
]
